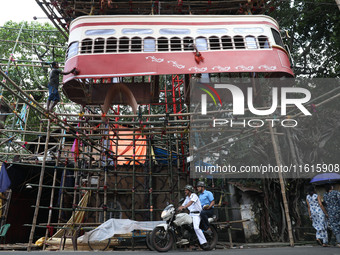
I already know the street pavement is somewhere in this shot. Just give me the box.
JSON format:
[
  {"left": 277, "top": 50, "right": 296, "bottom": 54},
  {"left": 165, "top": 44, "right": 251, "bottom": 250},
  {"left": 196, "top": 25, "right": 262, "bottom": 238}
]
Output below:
[{"left": 0, "top": 246, "right": 339, "bottom": 255}]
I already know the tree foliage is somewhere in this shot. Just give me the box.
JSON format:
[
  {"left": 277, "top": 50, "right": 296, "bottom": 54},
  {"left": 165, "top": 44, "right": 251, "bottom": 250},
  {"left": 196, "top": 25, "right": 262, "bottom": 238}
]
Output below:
[
  {"left": 0, "top": 21, "right": 68, "bottom": 146},
  {"left": 0, "top": 21, "right": 66, "bottom": 94},
  {"left": 271, "top": 0, "right": 340, "bottom": 77}
]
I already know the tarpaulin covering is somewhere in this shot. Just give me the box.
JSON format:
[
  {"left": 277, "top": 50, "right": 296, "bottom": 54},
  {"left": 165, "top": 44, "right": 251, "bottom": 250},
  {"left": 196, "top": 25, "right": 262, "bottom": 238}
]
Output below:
[
  {"left": 78, "top": 219, "right": 164, "bottom": 242},
  {"left": 0, "top": 164, "right": 11, "bottom": 192},
  {"left": 109, "top": 125, "right": 146, "bottom": 165},
  {"left": 153, "top": 147, "right": 178, "bottom": 165},
  {"left": 52, "top": 191, "right": 90, "bottom": 238}
]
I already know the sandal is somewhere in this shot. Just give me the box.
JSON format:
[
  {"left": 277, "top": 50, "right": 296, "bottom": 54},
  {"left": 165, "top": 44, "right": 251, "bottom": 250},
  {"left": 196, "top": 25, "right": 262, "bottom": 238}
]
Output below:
[{"left": 316, "top": 239, "right": 322, "bottom": 246}]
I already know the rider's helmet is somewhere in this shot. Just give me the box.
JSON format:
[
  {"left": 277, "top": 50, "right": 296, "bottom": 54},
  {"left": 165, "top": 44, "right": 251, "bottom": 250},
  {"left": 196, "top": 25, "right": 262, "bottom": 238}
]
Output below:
[
  {"left": 197, "top": 181, "right": 206, "bottom": 188},
  {"left": 184, "top": 184, "right": 195, "bottom": 193}
]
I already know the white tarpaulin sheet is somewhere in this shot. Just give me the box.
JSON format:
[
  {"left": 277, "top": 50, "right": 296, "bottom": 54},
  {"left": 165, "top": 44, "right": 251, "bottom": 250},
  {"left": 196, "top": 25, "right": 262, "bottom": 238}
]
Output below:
[{"left": 78, "top": 219, "right": 164, "bottom": 243}]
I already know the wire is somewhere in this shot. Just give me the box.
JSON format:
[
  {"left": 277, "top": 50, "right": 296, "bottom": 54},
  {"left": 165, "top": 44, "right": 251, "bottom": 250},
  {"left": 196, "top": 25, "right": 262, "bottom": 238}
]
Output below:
[
  {"left": 0, "top": 26, "right": 59, "bottom": 33},
  {"left": 278, "top": 0, "right": 337, "bottom": 6}
]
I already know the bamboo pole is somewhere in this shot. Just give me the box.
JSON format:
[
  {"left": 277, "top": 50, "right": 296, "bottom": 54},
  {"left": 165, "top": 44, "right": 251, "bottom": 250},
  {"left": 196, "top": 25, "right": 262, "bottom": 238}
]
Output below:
[
  {"left": 169, "top": 134, "right": 174, "bottom": 203},
  {"left": 0, "top": 39, "right": 66, "bottom": 48},
  {"left": 268, "top": 124, "right": 294, "bottom": 247},
  {"left": 132, "top": 133, "right": 136, "bottom": 220},
  {"left": 113, "top": 125, "right": 119, "bottom": 221},
  {"left": 31, "top": 205, "right": 164, "bottom": 213},
  {"left": 35, "top": 0, "right": 68, "bottom": 39},
  {"left": 103, "top": 125, "right": 109, "bottom": 221},
  {"left": 95, "top": 174, "right": 100, "bottom": 223},
  {"left": 27, "top": 119, "right": 51, "bottom": 251},
  {"left": 43, "top": 163, "right": 58, "bottom": 250},
  {"left": 58, "top": 164, "right": 67, "bottom": 226},
  {"left": 23, "top": 106, "right": 30, "bottom": 143},
  {"left": 95, "top": 119, "right": 100, "bottom": 223}
]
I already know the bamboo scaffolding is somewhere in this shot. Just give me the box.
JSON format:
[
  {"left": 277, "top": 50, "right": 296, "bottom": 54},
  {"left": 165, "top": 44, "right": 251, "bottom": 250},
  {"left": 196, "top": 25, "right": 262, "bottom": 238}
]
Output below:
[
  {"left": 0, "top": 71, "right": 122, "bottom": 155},
  {"left": 11, "top": 161, "right": 183, "bottom": 175},
  {"left": 0, "top": 26, "right": 59, "bottom": 32},
  {"left": 27, "top": 119, "right": 51, "bottom": 251},
  {"left": 0, "top": 39, "right": 66, "bottom": 48},
  {"left": 31, "top": 206, "right": 166, "bottom": 213},
  {"left": 4, "top": 6, "right": 333, "bottom": 250}
]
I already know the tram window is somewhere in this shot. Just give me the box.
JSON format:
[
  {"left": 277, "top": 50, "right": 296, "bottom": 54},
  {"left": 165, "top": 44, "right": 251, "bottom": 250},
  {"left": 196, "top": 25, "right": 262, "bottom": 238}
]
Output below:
[
  {"left": 94, "top": 38, "right": 105, "bottom": 53},
  {"left": 221, "top": 36, "right": 233, "bottom": 49},
  {"left": 160, "top": 28, "right": 190, "bottom": 35},
  {"left": 106, "top": 37, "right": 117, "bottom": 52},
  {"left": 245, "top": 36, "right": 257, "bottom": 49},
  {"left": 271, "top": 28, "right": 284, "bottom": 48},
  {"left": 170, "top": 37, "right": 181, "bottom": 51},
  {"left": 122, "top": 28, "right": 153, "bottom": 35},
  {"left": 197, "top": 28, "right": 228, "bottom": 34},
  {"left": 119, "top": 37, "right": 129, "bottom": 52},
  {"left": 233, "top": 27, "right": 264, "bottom": 34},
  {"left": 183, "top": 37, "right": 194, "bottom": 51},
  {"left": 196, "top": 37, "right": 208, "bottom": 51},
  {"left": 81, "top": 38, "right": 93, "bottom": 54},
  {"left": 131, "top": 37, "right": 142, "bottom": 52},
  {"left": 209, "top": 36, "right": 220, "bottom": 50},
  {"left": 144, "top": 37, "right": 156, "bottom": 52},
  {"left": 258, "top": 36, "right": 270, "bottom": 48},
  {"left": 67, "top": 41, "right": 79, "bottom": 59},
  {"left": 234, "top": 36, "right": 245, "bottom": 49},
  {"left": 85, "top": 29, "right": 115, "bottom": 36},
  {"left": 157, "top": 37, "right": 168, "bottom": 51}
]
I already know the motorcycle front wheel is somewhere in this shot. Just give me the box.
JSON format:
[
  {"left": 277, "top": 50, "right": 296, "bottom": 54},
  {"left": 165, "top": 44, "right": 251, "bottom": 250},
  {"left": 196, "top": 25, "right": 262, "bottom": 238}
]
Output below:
[
  {"left": 146, "top": 231, "right": 155, "bottom": 251},
  {"left": 151, "top": 227, "right": 174, "bottom": 252}
]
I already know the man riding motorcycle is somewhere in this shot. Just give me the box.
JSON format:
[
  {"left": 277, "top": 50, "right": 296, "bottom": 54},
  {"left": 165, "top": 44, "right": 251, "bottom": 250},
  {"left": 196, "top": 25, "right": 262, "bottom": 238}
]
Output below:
[
  {"left": 197, "top": 181, "right": 215, "bottom": 236},
  {"left": 177, "top": 184, "right": 210, "bottom": 251}
]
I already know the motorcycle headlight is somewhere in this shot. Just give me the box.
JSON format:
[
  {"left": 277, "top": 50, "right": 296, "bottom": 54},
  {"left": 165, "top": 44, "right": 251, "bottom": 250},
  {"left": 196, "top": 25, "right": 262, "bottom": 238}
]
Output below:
[{"left": 161, "top": 210, "right": 168, "bottom": 219}]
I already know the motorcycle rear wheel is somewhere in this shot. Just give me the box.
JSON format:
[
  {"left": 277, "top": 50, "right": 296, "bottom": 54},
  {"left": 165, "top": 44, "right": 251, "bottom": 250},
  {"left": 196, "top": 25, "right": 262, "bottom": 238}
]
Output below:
[
  {"left": 151, "top": 227, "right": 174, "bottom": 252},
  {"left": 202, "top": 225, "right": 218, "bottom": 250}
]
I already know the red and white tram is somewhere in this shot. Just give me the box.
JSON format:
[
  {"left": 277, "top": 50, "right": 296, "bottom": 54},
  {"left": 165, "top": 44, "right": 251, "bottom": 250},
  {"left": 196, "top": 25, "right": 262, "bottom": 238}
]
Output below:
[{"left": 63, "top": 15, "right": 293, "bottom": 107}]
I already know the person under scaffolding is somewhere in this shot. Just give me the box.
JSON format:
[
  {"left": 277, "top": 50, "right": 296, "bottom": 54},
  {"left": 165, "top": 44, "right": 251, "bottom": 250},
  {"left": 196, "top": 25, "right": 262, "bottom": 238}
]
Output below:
[{"left": 46, "top": 62, "right": 77, "bottom": 113}]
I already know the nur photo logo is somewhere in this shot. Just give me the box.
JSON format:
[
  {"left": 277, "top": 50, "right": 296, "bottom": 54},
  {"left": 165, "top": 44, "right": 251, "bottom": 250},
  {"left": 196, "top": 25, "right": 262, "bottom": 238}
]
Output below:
[{"left": 198, "top": 82, "right": 312, "bottom": 128}]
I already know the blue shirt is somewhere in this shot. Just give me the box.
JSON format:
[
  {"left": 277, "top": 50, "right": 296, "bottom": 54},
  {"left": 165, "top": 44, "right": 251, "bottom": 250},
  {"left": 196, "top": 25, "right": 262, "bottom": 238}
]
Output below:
[{"left": 199, "top": 190, "right": 214, "bottom": 208}]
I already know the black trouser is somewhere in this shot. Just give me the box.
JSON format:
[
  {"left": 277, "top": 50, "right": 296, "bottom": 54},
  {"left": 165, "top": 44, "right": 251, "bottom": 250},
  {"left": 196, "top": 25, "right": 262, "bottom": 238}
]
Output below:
[{"left": 200, "top": 208, "right": 214, "bottom": 231}]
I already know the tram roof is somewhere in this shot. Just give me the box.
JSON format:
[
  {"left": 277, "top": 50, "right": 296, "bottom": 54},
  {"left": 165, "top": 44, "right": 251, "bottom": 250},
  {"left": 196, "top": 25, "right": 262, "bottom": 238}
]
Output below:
[
  {"left": 70, "top": 15, "right": 279, "bottom": 31},
  {"left": 35, "top": 0, "right": 274, "bottom": 39}
]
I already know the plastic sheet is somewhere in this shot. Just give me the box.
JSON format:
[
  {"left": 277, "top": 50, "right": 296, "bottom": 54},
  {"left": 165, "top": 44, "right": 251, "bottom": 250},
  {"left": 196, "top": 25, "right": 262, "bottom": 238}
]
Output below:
[{"left": 78, "top": 219, "right": 164, "bottom": 243}]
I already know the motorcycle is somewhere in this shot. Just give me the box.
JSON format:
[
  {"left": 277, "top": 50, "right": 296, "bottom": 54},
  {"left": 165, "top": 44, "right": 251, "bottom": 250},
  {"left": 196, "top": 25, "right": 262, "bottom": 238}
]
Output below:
[{"left": 150, "top": 203, "right": 218, "bottom": 252}]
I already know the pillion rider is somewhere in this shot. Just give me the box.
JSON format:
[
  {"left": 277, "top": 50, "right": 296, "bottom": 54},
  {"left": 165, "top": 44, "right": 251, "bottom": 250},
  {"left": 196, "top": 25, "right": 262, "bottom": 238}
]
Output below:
[
  {"left": 197, "top": 181, "right": 215, "bottom": 235},
  {"left": 177, "top": 184, "right": 210, "bottom": 250}
]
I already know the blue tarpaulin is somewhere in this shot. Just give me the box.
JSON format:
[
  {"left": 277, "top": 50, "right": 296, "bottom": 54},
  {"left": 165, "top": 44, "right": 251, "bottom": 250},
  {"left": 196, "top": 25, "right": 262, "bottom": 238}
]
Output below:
[
  {"left": 0, "top": 164, "right": 11, "bottom": 192},
  {"left": 153, "top": 147, "right": 178, "bottom": 165}
]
